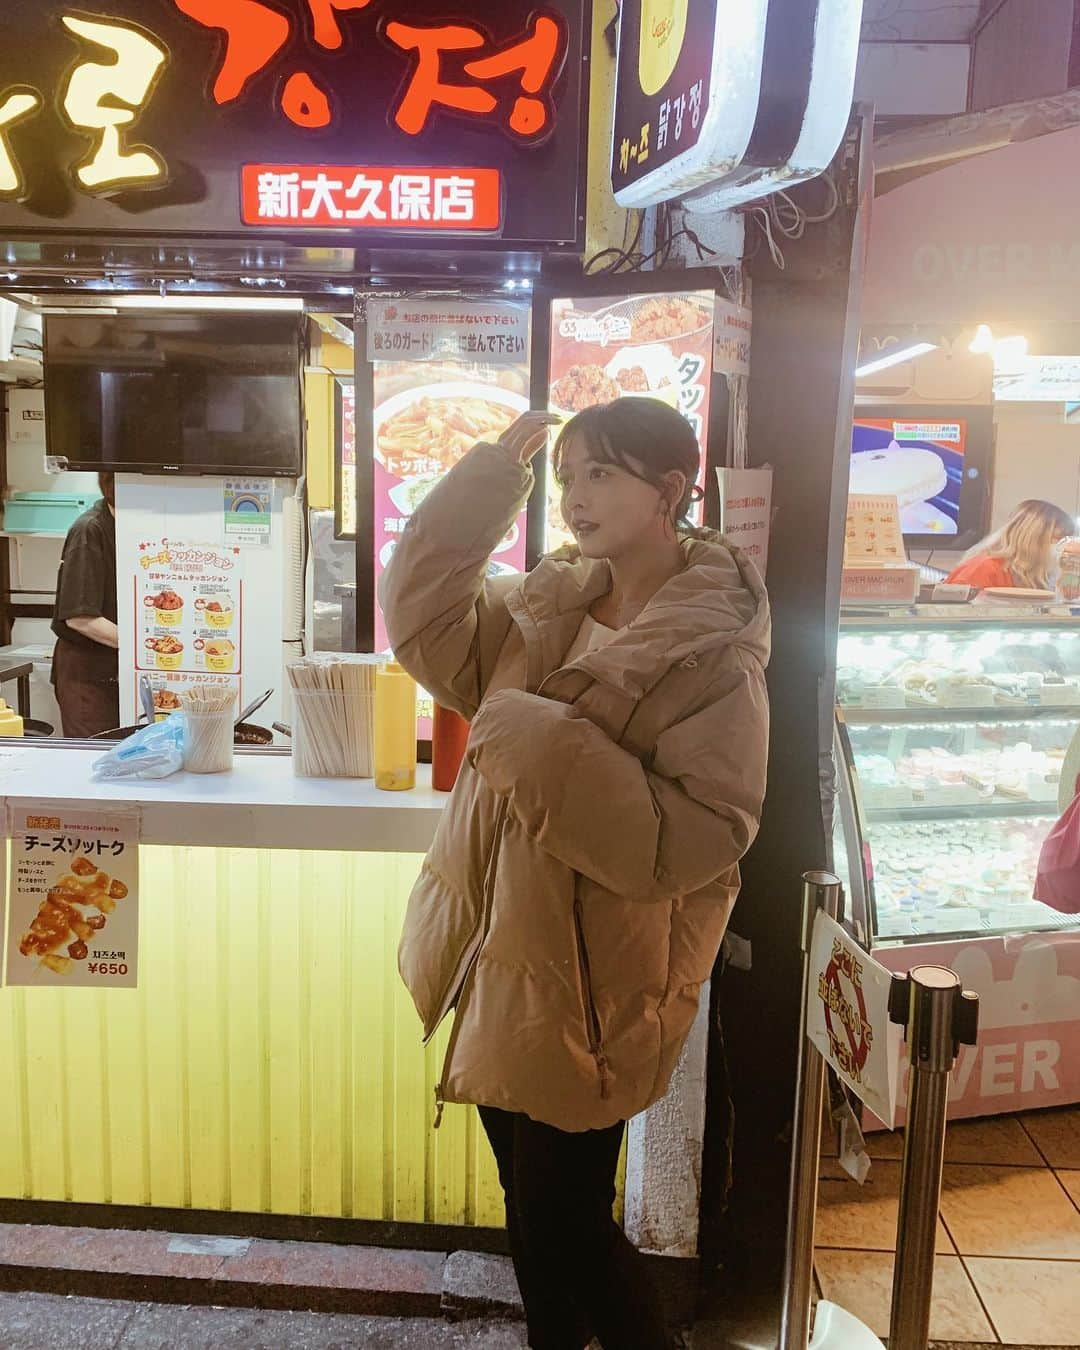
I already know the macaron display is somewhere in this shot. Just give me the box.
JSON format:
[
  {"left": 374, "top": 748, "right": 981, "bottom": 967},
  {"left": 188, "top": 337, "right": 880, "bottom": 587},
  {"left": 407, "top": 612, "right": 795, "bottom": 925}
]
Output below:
[{"left": 870, "top": 818, "right": 1062, "bottom": 938}]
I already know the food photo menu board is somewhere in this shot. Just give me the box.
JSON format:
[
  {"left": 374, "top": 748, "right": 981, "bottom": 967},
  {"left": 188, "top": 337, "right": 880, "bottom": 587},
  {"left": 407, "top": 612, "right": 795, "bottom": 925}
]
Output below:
[
  {"left": 546, "top": 289, "right": 715, "bottom": 548},
  {"left": 115, "top": 475, "right": 288, "bottom": 730},
  {"left": 135, "top": 538, "right": 243, "bottom": 714},
  {"left": 366, "top": 299, "right": 531, "bottom": 657}
]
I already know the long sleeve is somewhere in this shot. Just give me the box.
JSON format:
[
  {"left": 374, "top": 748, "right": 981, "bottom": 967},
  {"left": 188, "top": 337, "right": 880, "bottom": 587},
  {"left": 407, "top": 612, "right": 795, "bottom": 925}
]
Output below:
[
  {"left": 378, "top": 443, "right": 533, "bottom": 719},
  {"left": 466, "top": 651, "right": 769, "bottom": 901}
]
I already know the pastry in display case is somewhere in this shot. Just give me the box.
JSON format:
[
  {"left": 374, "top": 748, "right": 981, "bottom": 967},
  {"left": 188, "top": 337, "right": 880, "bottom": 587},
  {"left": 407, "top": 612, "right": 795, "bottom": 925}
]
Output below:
[{"left": 834, "top": 614, "right": 1080, "bottom": 945}]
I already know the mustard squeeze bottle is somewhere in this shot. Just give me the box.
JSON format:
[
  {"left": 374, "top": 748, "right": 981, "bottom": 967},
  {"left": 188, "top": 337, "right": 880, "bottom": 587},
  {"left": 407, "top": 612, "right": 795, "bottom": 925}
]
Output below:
[{"left": 375, "top": 662, "right": 417, "bottom": 791}]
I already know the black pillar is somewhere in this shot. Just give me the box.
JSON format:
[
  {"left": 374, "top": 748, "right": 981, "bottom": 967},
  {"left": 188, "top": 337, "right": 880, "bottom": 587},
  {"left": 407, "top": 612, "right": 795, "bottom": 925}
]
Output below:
[{"left": 700, "top": 111, "right": 874, "bottom": 1310}]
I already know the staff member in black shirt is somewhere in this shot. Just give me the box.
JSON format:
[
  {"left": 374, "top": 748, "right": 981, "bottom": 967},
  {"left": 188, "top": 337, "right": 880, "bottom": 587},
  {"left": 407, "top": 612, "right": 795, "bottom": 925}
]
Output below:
[{"left": 51, "top": 472, "right": 119, "bottom": 737}]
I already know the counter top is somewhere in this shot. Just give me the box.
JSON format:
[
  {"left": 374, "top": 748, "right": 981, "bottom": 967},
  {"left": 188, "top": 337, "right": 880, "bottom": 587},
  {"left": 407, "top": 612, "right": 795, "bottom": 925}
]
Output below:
[{"left": 0, "top": 746, "right": 444, "bottom": 853}]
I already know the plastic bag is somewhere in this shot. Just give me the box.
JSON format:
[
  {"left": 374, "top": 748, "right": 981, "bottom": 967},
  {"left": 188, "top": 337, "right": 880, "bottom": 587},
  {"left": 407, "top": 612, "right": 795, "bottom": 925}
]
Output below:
[
  {"left": 91, "top": 716, "right": 185, "bottom": 781},
  {"left": 1034, "top": 791, "right": 1080, "bottom": 913}
]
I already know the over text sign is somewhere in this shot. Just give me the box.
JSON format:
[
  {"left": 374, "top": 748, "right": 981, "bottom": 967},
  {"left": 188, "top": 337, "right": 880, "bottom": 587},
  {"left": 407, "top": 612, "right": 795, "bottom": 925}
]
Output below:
[{"left": 807, "top": 912, "right": 901, "bottom": 1127}]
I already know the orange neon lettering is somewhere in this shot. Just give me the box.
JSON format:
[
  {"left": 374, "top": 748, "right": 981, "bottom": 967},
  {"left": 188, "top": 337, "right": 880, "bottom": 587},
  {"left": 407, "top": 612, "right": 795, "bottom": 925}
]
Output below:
[
  {"left": 281, "top": 71, "right": 332, "bottom": 128},
  {"left": 464, "top": 15, "right": 561, "bottom": 138},
  {"left": 384, "top": 22, "right": 495, "bottom": 135},
  {"left": 308, "top": 0, "right": 374, "bottom": 51},
  {"left": 172, "top": 0, "right": 289, "bottom": 104}
]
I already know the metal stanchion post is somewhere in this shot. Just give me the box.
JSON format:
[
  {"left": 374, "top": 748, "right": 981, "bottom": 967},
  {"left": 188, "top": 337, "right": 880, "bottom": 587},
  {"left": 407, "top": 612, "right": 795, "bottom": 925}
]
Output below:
[
  {"left": 888, "top": 969, "right": 979, "bottom": 1350},
  {"left": 779, "top": 871, "right": 844, "bottom": 1350}
]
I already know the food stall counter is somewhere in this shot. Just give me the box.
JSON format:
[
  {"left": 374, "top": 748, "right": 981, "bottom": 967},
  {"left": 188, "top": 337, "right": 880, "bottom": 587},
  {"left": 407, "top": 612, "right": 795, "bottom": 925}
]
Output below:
[{"left": 0, "top": 743, "right": 444, "bottom": 853}]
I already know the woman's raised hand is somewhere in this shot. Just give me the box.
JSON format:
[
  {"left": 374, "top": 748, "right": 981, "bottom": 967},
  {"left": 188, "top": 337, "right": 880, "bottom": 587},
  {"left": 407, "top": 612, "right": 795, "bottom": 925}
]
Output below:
[{"left": 498, "top": 411, "right": 561, "bottom": 465}]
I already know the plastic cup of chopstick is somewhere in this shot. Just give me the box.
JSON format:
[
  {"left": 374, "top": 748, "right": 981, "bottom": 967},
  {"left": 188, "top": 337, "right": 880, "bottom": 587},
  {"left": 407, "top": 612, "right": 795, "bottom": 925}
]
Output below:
[
  {"left": 180, "top": 689, "right": 235, "bottom": 774},
  {"left": 288, "top": 655, "right": 379, "bottom": 779}
]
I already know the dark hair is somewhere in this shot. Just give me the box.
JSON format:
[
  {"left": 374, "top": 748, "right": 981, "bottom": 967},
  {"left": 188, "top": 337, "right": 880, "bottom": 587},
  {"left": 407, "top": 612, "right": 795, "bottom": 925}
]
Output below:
[
  {"left": 551, "top": 397, "right": 703, "bottom": 524},
  {"left": 97, "top": 471, "right": 115, "bottom": 507}
]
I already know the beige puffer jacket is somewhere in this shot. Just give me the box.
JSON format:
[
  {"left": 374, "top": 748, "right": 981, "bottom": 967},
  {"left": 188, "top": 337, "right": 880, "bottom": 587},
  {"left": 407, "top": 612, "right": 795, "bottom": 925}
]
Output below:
[{"left": 380, "top": 443, "right": 770, "bottom": 1133}]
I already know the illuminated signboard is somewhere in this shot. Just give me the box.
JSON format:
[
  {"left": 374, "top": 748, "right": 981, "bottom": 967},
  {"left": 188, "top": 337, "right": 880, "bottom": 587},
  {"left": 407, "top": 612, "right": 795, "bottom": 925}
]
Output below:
[
  {"left": 0, "top": 1, "right": 586, "bottom": 247},
  {"left": 612, "top": 0, "right": 863, "bottom": 209}
]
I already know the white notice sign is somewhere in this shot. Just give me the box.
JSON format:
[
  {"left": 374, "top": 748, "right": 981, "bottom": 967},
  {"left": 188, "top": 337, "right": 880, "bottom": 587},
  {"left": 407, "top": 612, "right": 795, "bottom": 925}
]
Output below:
[
  {"left": 712, "top": 298, "right": 752, "bottom": 379},
  {"left": 806, "top": 913, "right": 901, "bottom": 1128},
  {"left": 717, "top": 466, "right": 772, "bottom": 577}
]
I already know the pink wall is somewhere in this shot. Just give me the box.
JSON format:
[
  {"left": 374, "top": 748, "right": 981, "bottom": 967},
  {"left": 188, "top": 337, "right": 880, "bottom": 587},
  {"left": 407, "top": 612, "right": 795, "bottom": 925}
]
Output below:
[{"left": 863, "top": 125, "right": 1080, "bottom": 327}]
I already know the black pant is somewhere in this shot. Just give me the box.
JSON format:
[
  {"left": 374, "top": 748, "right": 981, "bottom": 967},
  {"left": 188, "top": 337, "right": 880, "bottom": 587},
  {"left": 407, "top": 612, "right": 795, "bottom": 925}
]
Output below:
[{"left": 479, "top": 1106, "right": 670, "bottom": 1350}]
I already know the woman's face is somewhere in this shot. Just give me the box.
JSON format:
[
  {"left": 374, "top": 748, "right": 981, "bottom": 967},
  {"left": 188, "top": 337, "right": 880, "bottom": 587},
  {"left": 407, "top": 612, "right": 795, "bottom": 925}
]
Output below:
[{"left": 557, "top": 433, "right": 683, "bottom": 561}]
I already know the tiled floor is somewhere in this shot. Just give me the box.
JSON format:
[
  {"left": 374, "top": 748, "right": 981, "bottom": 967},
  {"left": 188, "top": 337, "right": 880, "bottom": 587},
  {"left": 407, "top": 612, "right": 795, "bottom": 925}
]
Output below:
[{"left": 815, "top": 1104, "right": 1080, "bottom": 1346}]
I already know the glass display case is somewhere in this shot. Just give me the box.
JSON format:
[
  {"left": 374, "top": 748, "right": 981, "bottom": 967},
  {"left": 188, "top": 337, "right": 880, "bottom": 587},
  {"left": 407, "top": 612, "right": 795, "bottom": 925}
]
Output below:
[{"left": 834, "top": 612, "right": 1080, "bottom": 947}]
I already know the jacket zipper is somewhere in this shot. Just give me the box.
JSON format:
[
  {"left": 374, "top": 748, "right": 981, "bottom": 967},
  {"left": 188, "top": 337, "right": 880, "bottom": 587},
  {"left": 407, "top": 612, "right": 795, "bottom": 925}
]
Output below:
[
  {"left": 431, "top": 798, "right": 510, "bottom": 1128},
  {"left": 572, "top": 887, "right": 611, "bottom": 1100}
]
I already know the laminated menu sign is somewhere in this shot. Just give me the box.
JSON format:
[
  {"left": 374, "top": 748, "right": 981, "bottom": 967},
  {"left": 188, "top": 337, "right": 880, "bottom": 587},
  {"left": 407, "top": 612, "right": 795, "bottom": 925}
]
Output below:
[
  {"left": 369, "top": 299, "right": 531, "bottom": 658},
  {"left": 547, "top": 289, "right": 714, "bottom": 548},
  {"left": 135, "top": 536, "right": 243, "bottom": 715},
  {"left": 4, "top": 804, "right": 139, "bottom": 988},
  {"left": 806, "top": 912, "right": 901, "bottom": 1128}
]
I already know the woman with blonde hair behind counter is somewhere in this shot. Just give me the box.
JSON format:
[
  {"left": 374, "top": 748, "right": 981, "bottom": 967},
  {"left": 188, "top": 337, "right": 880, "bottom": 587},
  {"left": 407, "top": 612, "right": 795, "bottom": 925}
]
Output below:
[{"left": 946, "top": 499, "right": 1075, "bottom": 592}]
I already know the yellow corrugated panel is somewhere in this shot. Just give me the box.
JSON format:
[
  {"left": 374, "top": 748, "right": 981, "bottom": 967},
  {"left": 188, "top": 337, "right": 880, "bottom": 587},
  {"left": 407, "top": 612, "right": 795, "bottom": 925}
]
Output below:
[{"left": 0, "top": 843, "right": 625, "bottom": 1226}]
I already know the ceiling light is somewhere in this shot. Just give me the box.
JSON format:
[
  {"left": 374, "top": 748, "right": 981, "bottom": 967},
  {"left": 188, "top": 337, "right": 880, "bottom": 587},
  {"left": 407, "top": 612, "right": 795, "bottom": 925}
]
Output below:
[
  {"left": 855, "top": 342, "right": 937, "bottom": 379},
  {"left": 109, "top": 295, "right": 304, "bottom": 312}
]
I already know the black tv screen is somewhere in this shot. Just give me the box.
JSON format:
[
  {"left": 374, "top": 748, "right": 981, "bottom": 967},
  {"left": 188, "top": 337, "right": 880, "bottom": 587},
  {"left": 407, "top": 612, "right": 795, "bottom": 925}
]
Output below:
[{"left": 44, "top": 313, "right": 303, "bottom": 476}]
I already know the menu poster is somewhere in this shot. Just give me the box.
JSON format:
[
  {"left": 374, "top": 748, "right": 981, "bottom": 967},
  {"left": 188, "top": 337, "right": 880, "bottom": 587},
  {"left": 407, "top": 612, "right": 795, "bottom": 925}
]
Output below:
[
  {"left": 4, "top": 803, "right": 139, "bottom": 989},
  {"left": 547, "top": 289, "right": 714, "bottom": 549},
  {"left": 369, "top": 300, "right": 532, "bottom": 658},
  {"left": 135, "top": 538, "right": 243, "bottom": 717},
  {"left": 845, "top": 494, "right": 906, "bottom": 564}
]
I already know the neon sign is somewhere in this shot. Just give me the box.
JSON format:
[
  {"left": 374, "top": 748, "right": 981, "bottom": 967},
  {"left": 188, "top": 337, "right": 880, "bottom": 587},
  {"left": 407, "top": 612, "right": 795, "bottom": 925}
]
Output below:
[
  {"left": 60, "top": 15, "right": 169, "bottom": 191},
  {"left": 0, "top": 11, "right": 171, "bottom": 200},
  {"left": 241, "top": 164, "right": 501, "bottom": 229},
  {"left": 0, "top": 1, "right": 584, "bottom": 245},
  {"left": 171, "top": 1, "right": 566, "bottom": 140}
]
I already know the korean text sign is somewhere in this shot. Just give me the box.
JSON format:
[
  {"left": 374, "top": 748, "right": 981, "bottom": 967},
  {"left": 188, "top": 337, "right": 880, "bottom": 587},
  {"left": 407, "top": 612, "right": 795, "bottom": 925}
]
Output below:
[
  {"left": 806, "top": 913, "right": 901, "bottom": 1128},
  {"left": 0, "top": 0, "right": 586, "bottom": 247},
  {"left": 5, "top": 803, "right": 139, "bottom": 989}
]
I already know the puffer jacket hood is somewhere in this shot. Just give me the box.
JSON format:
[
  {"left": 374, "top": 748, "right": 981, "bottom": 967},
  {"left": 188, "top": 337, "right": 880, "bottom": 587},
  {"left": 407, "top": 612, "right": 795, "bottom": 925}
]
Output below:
[
  {"left": 381, "top": 443, "right": 770, "bottom": 1132},
  {"left": 521, "top": 527, "right": 770, "bottom": 697}
]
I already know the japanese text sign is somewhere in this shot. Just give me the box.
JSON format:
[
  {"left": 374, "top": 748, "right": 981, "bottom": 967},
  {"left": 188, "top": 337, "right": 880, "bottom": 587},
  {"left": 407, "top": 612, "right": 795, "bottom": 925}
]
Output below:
[
  {"left": 806, "top": 913, "right": 901, "bottom": 1128},
  {"left": 0, "top": 0, "right": 586, "bottom": 247},
  {"left": 366, "top": 299, "right": 528, "bottom": 363},
  {"left": 717, "top": 466, "right": 771, "bottom": 578},
  {"left": 4, "top": 803, "right": 139, "bottom": 989},
  {"left": 242, "top": 164, "right": 500, "bottom": 230}
]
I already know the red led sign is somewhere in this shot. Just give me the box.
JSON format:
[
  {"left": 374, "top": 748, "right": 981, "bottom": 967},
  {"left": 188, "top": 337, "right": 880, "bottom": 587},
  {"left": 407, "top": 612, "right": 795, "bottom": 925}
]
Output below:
[
  {"left": 240, "top": 163, "right": 501, "bottom": 229},
  {"left": 172, "top": 1, "right": 566, "bottom": 140}
]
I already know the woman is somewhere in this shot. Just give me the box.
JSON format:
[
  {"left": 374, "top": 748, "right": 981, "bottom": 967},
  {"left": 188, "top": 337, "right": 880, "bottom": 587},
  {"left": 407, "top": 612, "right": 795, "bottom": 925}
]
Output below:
[
  {"left": 946, "top": 499, "right": 1074, "bottom": 591},
  {"left": 51, "top": 471, "right": 119, "bottom": 737},
  {"left": 381, "top": 399, "right": 770, "bottom": 1350}
]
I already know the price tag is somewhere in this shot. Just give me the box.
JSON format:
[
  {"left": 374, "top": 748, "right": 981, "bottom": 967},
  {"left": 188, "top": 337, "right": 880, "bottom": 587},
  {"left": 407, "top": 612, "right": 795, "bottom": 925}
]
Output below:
[
  {"left": 860, "top": 686, "right": 907, "bottom": 710},
  {"left": 862, "top": 783, "right": 915, "bottom": 809},
  {"left": 920, "top": 784, "right": 977, "bottom": 807},
  {"left": 936, "top": 682, "right": 995, "bottom": 709}
]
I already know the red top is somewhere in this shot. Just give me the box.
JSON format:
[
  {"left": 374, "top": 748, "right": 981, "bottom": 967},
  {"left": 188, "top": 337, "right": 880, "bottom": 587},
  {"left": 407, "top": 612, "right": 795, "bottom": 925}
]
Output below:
[{"left": 945, "top": 555, "right": 1017, "bottom": 590}]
